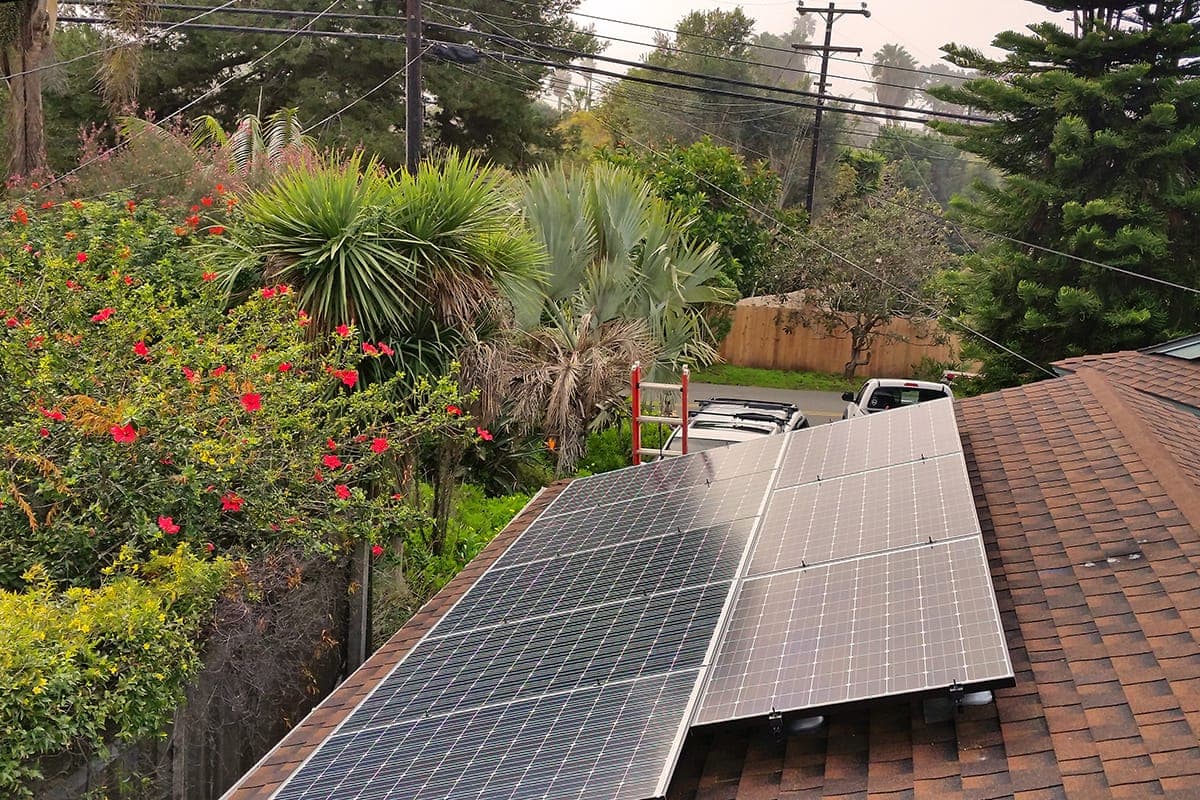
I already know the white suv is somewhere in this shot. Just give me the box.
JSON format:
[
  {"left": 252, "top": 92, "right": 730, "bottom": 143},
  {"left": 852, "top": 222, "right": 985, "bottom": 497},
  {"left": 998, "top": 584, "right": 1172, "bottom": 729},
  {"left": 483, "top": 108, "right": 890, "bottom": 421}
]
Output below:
[
  {"left": 841, "top": 378, "right": 953, "bottom": 419},
  {"left": 659, "top": 398, "right": 808, "bottom": 455}
]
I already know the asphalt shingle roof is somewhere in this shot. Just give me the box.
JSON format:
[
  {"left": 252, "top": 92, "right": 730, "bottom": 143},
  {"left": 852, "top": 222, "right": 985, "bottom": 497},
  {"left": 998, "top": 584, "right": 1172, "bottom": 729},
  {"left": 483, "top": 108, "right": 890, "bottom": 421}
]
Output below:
[{"left": 225, "top": 350, "right": 1200, "bottom": 800}]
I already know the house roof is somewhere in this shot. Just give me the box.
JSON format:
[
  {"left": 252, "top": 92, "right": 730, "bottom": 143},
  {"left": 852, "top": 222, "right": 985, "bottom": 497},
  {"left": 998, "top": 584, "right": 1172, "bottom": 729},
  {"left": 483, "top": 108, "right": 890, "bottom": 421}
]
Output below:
[{"left": 225, "top": 349, "right": 1200, "bottom": 800}]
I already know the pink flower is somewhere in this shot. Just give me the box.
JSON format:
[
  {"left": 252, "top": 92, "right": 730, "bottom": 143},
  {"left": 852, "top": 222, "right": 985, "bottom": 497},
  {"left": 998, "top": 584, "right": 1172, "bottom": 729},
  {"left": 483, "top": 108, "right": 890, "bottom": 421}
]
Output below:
[
  {"left": 335, "top": 323, "right": 350, "bottom": 337},
  {"left": 205, "top": 542, "right": 215, "bottom": 553},
  {"left": 377, "top": 342, "right": 395, "bottom": 356},
  {"left": 371, "top": 544, "right": 384, "bottom": 558},
  {"left": 476, "top": 427, "right": 494, "bottom": 441},
  {"left": 90, "top": 307, "right": 115, "bottom": 323},
  {"left": 362, "top": 343, "right": 378, "bottom": 356},
  {"left": 133, "top": 341, "right": 149, "bottom": 358},
  {"left": 322, "top": 454, "right": 343, "bottom": 470},
  {"left": 240, "top": 393, "right": 261, "bottom": 412},
  {"left": 110, "top": 422, "right": 137, "bottom": 443},
  {"left": 334, "top": 484, "right": 351, "bottom": 500},
  {"left": 371, "top": 437, "right": 389, "bottom": 454},
  {"left": 157, "top": 516, "right": 180, "bottom": 534},
  {"left": 298, "top": 310, "right": 310, "bottom": 327},
  {"left": 220, "top": 492, "right": 244, "bottom": 512}
]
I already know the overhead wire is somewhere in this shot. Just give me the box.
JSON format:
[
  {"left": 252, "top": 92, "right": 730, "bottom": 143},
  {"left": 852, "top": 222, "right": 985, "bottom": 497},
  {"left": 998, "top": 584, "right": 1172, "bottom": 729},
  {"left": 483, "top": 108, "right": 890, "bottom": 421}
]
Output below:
[
  {"left": 477, "top": 54, "right": 1058, "bottom": 376},
  {"left": 45, "top": 0, "right": 344, "bottom": 191}
]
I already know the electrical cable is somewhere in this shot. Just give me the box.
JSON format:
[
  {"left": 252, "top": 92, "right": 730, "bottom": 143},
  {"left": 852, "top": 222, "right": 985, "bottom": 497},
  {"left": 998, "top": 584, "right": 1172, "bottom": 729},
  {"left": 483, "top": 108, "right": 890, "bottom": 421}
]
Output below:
[
  {"left": 44, "top": 0, "right": 344, "bottom": 192},
  {"left": 303, "top": 44, "right": 431, "bottom": 134}
]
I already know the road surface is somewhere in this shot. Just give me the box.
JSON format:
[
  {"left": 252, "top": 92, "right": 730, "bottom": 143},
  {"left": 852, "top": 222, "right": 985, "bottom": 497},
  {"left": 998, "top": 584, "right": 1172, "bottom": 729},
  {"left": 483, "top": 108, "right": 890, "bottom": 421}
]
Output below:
[{"left": 685, "top": 382, "right": 846, "bottom": 425}]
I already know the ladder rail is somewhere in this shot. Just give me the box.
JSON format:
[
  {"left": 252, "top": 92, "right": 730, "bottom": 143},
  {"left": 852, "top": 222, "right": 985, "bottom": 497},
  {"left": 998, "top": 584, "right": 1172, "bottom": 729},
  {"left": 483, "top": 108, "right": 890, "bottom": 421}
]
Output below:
[{"left": 630, "top": 362, "right": 690, "bottom": 465}]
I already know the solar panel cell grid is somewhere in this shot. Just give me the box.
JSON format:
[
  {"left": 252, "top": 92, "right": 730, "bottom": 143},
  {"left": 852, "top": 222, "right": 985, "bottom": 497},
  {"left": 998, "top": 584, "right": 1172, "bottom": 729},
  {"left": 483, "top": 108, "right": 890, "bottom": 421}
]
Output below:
[
  {"left": 751, "top": 454, "right": 978, "bottom": 575},
  {"left": 435, "top": 519, "right": 756, "bottom": 637},
  {"left": 695, "top": 538, "right": 1010, "bottom": 724},
  {"left": 274, "top": 671, "right": 699, "bottom": 800}
]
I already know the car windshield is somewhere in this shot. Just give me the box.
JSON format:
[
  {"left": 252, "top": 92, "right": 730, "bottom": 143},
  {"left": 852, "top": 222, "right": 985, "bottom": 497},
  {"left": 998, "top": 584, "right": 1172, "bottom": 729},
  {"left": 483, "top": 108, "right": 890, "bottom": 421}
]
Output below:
[{"left": 868, "top": 386, "right": 949, "bottom": 411}]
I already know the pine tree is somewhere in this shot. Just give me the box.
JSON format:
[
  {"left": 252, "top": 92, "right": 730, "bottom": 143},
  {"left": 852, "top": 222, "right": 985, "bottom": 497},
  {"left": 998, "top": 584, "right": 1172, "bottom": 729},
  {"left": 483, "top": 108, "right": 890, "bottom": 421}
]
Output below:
[{"left": 931, "top": 2, "right": 1200, "bottom": 385}]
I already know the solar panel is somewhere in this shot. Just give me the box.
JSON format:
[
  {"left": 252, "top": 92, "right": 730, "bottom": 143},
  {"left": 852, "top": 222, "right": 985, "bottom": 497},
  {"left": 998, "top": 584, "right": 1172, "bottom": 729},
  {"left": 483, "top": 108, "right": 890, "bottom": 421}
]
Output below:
[
  {"left": 750, "top": 454, "right": 978, "bottom": 576},
  {"left": 696, "top": 538, "right": 1011, "bottom": 724},
  {"left": 275, "top": 670, "right": 699, "bottom": 800},
  {"left": 696, "top": 398, "right": 1013, "bottom": 725}
]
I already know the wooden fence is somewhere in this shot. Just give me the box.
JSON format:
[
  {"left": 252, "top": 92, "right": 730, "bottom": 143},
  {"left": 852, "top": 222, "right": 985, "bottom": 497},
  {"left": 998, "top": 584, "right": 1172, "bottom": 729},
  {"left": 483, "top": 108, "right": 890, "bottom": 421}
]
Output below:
[{"left": 718, "top": 300, "right": 964, "bottom": 378}]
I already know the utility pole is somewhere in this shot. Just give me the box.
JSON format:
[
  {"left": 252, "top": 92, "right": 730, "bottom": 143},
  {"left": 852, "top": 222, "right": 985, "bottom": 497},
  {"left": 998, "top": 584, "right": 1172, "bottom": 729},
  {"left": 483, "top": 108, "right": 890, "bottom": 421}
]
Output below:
[
  {"left": 794, "top": 1, "right": 869, "bottom": 216},
  {"left": 405, "top": 0, "right": 423, "bottom": 174}
]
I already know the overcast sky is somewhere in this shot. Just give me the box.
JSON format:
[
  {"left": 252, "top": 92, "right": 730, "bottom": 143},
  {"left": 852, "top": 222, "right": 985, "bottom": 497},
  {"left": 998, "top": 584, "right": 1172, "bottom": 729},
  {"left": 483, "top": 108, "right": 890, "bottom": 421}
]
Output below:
[{"left": 571, "top": 0, "right": 1072, "bottom": 98}]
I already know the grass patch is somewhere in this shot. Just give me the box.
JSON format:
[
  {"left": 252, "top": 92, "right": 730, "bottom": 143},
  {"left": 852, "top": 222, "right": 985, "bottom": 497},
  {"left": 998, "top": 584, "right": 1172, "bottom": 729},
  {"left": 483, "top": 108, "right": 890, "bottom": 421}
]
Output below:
[{"left": 691, "top": 364, "right": 860, "bottom": 394}]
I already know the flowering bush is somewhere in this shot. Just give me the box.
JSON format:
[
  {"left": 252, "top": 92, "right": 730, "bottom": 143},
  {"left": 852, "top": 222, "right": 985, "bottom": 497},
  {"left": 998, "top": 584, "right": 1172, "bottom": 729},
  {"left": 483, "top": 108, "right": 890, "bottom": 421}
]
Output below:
[
  {"left": 0, "top": 546, "right": 229, "bottom": 797},
  {"left": 0, "top": 196, "right": 472, "bottom": 588}
]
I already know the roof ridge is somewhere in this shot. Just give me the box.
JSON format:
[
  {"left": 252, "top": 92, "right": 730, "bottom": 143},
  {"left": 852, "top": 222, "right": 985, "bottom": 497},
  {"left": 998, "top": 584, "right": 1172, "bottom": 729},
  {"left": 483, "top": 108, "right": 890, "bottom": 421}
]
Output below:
[{"left": 1075, "top": 367, "right": 1200, "bottom": 532}]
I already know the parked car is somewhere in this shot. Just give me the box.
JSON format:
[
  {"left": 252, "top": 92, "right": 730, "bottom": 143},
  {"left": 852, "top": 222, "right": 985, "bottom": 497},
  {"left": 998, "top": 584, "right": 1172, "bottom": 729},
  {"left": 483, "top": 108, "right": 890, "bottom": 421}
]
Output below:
[
  {"left": 659, "top": 397, "right": 808, "bottom": 456},
  {"left": 841, "top": 378, "right": 954, "bottom": 419}
]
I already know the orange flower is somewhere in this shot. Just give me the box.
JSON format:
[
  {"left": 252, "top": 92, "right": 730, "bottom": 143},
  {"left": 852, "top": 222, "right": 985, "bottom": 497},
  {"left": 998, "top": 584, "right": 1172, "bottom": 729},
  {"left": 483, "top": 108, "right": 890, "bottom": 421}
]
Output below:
[
  {"left": 10, "top": 207, "right": 28, "bottom": 224},
  {"left": 64, "top": 231, "right": 76, "bottom": 240}
]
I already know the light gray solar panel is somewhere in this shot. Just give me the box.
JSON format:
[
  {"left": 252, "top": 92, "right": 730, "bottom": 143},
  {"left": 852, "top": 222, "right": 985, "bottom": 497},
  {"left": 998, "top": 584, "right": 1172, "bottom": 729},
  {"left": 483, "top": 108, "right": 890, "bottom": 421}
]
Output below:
[
  {"left": 774, "top": 398, "right": 961, "bottom": 490},
  {"left": 750, "top": 454, "right": 979, "bottom": 576},
  {"left": 695, "top": 538, "right": 1011, "bottom": 724}
]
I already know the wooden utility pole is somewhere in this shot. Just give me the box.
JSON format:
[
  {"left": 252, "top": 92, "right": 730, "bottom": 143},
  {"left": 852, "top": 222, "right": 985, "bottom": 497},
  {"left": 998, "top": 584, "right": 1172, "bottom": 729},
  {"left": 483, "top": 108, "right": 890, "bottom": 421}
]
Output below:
[
  {"left": 404, "top": 0, "right": 422, "bottom": 174},
  {"left": 794, "top": 1, "right": 870, "bottom": 216}
]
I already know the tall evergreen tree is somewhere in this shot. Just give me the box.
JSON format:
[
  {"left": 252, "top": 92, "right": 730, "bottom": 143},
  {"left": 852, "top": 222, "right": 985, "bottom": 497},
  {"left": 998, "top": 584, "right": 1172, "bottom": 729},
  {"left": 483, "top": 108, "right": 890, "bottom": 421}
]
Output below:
[{"left": 932, "top": 2, "right": 1200, "bottom": 385}]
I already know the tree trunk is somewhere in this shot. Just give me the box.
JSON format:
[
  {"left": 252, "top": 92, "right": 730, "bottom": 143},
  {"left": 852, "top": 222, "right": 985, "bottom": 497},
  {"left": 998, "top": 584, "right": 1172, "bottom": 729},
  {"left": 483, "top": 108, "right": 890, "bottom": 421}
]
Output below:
[
  {"left": 430, "top": 441, "right": 456, "bottom": 557},
  {"left": 3, "top": 0, "right": 53, "bottom": 179},
  {"left": 843, "top": 329, "right": 873, "bottom": 379}
]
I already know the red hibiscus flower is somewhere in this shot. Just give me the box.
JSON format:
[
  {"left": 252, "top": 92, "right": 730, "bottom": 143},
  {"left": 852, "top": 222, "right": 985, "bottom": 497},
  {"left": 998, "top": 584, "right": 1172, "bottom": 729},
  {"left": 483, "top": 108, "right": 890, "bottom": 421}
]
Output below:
[
  {"left": 220, "top": 492, "right": 244, "bottom": 512},
  {"left": 261, "top": 286, "right": 276, "bottom": 299},
  {"left": 110, "top": 422, "right": 137, "bottom": 443},
  {"left": 157, "top": 515, "right": 180, "bottom": 534},
  {"left": 126, "top": 200, "right": 137, "bottom": 213},
  {"left": 66, "top": 279, "right": 81, "bottom": 291},
  {"left": 186, "top": 214, "right": 200, "bottom": 227},
  {"left": 208, "top": 226, "right": 225, "bottom": 235},
  {"left": 371, "top": 437, "right": 389, "bottom": 454},
  {"left": 240, "top": 393, "right": 262, "bottom": 413},
  {"left": 40, "top": 407, "right": 65, "bottom": 422},
  {"left": 476, "top": 427, "right": 494, "bottom": 441},
  {"left": 123, "top": 275, "right": 133, "bottom": 286},
  {"left": 334, "top": 484, "right": 351, "bottom": 500},
  {"left": 377, "top": 342, "right": 395, "bottom": 356},
  {"left": 201, "top": 273, "right": 218, "bottom": 285},
  {"left": 201, "top": 195, "right": 213, "bottom": 207},
  {"left": 70, "top": 199, "right": 84, "bottom": 210},
  {"left": 446, "top": 404, "right": 462, "bottom": 416},
  {"left": 182, "top": 366, "right": 198, "bottom": 383},
  {"left": 90, "top": 307, "right": 115, "bottom": 323},
  {"left": 312, "top": 469, "right": 324, "bottom": 483},
  {"left": 205, "top": 542, "right": 215, "bottom": 553},
  {"left": 133, "top": 341, "right": 150, "bottom": 358},
  {"left": 326, "top": 438, "right": 337, "bottom": 450},
  {"left": 40, "top": 201, "right": 54, "bottom": 210},
  {"left": 335, "top": 323, "right": 350, "bottom": 337},
  {"left": 212, "top": 365, "right": 227, "bottom": 377},
  {"left": 215, "top": 183, "right": 225, "bottom": 195},
  {"left": 10, "top": 207, "right": 28, "bottom": 224},
  {"left": 362, "top": 343, "right": 378, "bottom": 356},
  {"left": 278, "top": 362, "right": 292, "bottom": 372},
  {"left": 39, "top": 427, "right": 50, "bottom": 438},
  {"left": 322, "top": 454, "right": 343, "bottom": 470},
  {"left": 334, "top": 369, "right": 358, "bottom": 388},
  {"left": 298, "top": 310, "right": 310, "bottom": 327},
  {"left": 371, "top": 544, "right": 384, "bottom": 558},
  {"left": 76, "top": 252, "right": 87, "bottom": 263}
]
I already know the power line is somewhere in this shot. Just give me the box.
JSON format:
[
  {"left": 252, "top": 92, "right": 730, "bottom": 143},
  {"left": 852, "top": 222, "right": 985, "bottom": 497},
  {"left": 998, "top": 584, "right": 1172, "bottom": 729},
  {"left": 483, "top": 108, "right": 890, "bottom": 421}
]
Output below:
[
  {"left": 4, "top": 0, "right": 246, "bottom": 80},
  {"left": 46, "top": 0, "right": 344, "bottom": 192},
  {"left": 480, "top": 55, "right": 1057, "bottom": 377},
  {"left": 304, "top": 45, "right": 431, "bottom": 134},
  {"left": 425, "top": 0, "right": 953, "bottom": 97}
]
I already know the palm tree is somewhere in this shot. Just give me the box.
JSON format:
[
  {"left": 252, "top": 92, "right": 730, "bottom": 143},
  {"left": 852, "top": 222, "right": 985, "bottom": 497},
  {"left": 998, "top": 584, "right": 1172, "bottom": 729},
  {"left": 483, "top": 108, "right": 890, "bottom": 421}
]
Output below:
[
  {"left": 870, "top": 44, "right": 921, "bottom": 120},
  {"left": 462, "top": 164, "right": 733, "bottom": 475}
]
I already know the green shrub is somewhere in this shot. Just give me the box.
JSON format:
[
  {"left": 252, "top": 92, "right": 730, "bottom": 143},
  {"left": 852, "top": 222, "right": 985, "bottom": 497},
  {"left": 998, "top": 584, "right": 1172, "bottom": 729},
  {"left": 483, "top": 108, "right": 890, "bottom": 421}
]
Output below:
[
  {"left": 0, "top": 196, "right": 472, "bottom": 588},
  {"left": 0, "top": 546, "right": 229, "bottom": 796},
  {"left": 578, "top": 420, "right": 671, "bottom": 475}
]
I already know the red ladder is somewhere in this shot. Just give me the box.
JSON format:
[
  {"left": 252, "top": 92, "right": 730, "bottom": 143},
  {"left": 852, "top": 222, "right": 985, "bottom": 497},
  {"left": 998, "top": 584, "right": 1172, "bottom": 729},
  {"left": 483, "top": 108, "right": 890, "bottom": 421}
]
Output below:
[{"left": 631, "top": 362, "right": 689, "bottom": 465}]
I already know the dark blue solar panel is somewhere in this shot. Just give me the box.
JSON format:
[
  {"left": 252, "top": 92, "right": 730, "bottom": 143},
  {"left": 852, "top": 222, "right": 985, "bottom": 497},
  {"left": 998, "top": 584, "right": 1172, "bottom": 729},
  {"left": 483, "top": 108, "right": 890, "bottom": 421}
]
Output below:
[
  {"left": 435, "top": 518, "right": 756, "bottom": 636},
  {"left": 275, "top": 670, "right": 699, "bottom": 800}
]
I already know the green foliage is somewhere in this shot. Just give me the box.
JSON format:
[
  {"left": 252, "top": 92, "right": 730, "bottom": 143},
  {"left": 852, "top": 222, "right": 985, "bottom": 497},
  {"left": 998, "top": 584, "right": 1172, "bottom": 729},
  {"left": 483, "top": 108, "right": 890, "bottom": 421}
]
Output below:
[
  {"left": 689, "top": 363, "right": 859, "bottom": 393},
  {"left": 133, "top": 0, "right": 595, "bottom": 168},
  {"left": 0, "top": 196, "right": 472, "bottom": 588},
  {"left": 208, "top": 151, "right": 545, "bottom": 377},
  {"left": 598, "top": 138, "right": 793, "bottom": 295},
  {"left": 931, "top": 6, "right": 1200, "bottom": 384},
  {"left": 578, "top": 420, "right": 669, "bottom": 475},
  {"left": 0, "top": 546, "right": 229, "bottom": 796}
]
